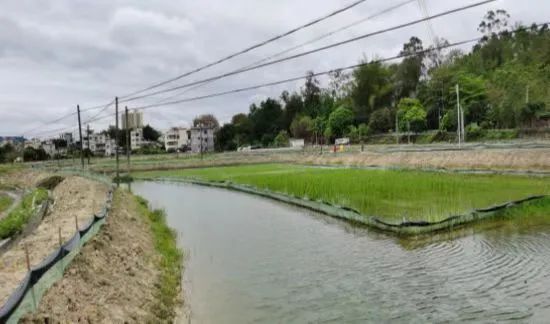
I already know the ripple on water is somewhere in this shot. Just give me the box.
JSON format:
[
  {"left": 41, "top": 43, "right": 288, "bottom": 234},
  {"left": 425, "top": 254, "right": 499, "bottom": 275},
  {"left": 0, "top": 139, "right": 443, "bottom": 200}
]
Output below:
[{"left": 132, "top": 182, "right": 550, "bottom": 323}]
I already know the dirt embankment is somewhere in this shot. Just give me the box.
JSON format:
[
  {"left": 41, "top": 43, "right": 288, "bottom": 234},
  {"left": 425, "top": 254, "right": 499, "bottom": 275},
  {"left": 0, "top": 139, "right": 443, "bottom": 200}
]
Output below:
[
  {"left": 88, "top": 147, "right": 550, "bottom": 173},
  {"left": 22, "top": 190, "right": 164, "bottom": 323},
  {"left": 302, "top": 148, "right": 550, "bottom": 172},
  {"left": 0, "top": 176, "right": 108, "bottom": 306}
]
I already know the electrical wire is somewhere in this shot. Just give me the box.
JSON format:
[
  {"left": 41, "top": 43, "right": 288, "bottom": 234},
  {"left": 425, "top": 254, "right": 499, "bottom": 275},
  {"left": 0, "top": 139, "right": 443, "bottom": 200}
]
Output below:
[
  {"left": 118, "top": 0, "right": 370, "bottom": 100},
  {"left": 120, "top": 0, "right": 496, "bottom": 104},
  {"left": 145, "top": 0, "right": 416, "bottom": 107}
]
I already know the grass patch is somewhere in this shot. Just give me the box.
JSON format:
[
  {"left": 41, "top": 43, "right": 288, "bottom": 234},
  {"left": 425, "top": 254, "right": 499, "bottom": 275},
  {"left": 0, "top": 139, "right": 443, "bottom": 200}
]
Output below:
[
  {"left": 0, "top": 164, "right": 21, "bottom": 176},
  {"left": 136, "top": 164, "right": 550, "bottom": 222},
  {"left": 0, "top": 194, "right": 14, "bottom": 214},
  {"left": 0, "top": 188, "right": 48, "bottom": 239},
  {"left": 135, "top": 195, "right": 183, "bottom": 321},
  {"left": 493, "top": 196, "right": 550, "bottom": 224}
]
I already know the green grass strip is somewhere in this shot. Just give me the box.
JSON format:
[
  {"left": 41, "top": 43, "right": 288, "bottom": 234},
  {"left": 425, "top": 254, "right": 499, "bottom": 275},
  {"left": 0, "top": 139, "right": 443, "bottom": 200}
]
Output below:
[
  {"left": 134, "top": 195, "right": 183, "bottom": 321},
  {"left": 0, "top": 188, "right": 48, "bottom": 239},
  {"left": 0, "top": 194, "right": 14, "bottom": 214}
]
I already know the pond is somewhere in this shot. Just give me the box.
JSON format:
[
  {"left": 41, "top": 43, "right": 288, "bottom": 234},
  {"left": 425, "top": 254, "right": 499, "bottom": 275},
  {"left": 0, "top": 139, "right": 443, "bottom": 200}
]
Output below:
[{"left": 132, "top": 181, "right": 550, "bottom": 323}]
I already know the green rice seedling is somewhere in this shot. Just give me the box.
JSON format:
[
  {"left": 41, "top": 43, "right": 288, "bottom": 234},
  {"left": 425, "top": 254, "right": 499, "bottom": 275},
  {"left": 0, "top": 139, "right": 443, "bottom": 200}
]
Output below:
[
  {"left": 135, "top": 164, "right": 549, "bottom": 223},
  {"left": 0, "top": 194, "right": 14, "bottom": 214}
]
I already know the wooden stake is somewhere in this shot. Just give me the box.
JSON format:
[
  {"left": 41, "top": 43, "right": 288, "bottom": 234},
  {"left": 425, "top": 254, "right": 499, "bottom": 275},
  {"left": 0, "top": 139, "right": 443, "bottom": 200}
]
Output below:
[
  {"left": 25, "top": 245, "right": 37, "bottom": 310},
  {"left": 75, "top": 215, "right": 79, "bottom": 231}
]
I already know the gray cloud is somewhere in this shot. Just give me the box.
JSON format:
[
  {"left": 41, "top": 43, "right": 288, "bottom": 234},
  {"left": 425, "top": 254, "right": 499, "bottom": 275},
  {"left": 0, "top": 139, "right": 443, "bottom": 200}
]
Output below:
[{"left": 0, "top": 0, "right": 548, "bottom": 137}]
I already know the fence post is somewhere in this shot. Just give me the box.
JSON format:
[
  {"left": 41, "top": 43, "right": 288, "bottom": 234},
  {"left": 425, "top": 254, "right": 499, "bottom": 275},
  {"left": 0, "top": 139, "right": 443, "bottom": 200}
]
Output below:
[{"left": 24, "top": 245, "right": 37, "bottom": 311}]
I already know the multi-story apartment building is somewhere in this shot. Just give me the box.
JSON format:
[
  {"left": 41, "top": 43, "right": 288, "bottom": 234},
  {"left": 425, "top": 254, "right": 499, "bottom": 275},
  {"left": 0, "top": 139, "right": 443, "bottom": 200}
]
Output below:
[
  {"left": 163, "top": 127, "right": 190, "bottom": 152},
  {"left": 121, "top": 109, "right": 143, "bottom": 130},
  {"left": 83, "top": 133, "right": 116, "bottom": 156},
  {"left": 60, "top": 132, "right": 74, "bottom": 145},
  {"left": 130, "top": 128, "right": 144, "bottom": 150},
  {"left": 190, "top": 126, "right": 215, "bottom": 153}
]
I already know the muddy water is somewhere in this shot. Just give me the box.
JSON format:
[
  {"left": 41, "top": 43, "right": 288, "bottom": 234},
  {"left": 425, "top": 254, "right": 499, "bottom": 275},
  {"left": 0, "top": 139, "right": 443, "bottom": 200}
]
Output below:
[{"left": 132, "top": 181, "right": 550, "bottom": 323}]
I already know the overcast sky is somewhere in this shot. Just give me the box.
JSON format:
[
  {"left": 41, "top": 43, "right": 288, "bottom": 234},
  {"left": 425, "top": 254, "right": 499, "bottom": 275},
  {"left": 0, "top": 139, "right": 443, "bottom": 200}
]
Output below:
[{"left": 0, "top": 0, "right": 548, "bottom": 138}]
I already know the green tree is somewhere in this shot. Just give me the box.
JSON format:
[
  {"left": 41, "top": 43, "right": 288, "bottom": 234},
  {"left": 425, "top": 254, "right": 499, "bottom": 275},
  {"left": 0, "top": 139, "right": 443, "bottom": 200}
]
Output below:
[
  {"left": 301, "top": 71, "right": 322, "bottom": 117},
  {"left": 350, "top": 60, "right": 394, "bottom": 124},
  {"left": 397, "top": 98, "right": 427, "bottom": 132},
  {"left": 290, "top": 116, "right": 313, "bottom": 140},
  {"left": 215, "top": 124, "right": 237, "bottom": 151},
  {"left": 312, "top": 117, "right": 326, "bottom": 144},
  {"left": 281, "top": 91, "right": 304, "bottom": 131},
  {"left": 23, "top": 147, "right": 49, "bottom": 161},
  {"left": 273, "top": 130, "right": 290, "bottom": 147},
  {"left": 367, "top": 108, "right": 393, "bottom": 134},
  {"left": 231, "top": 113, "right": 253, "bottom": 146},
  {"left": 328, "top": 106, "right": 354, "bottom": 138},
  {"left": 519, "top": 102, "right": 546, "bottom": 127},
  {"left": 249, "top": 98, "right": 284, "bottom": 145},
  {"left": 142, "top": 125, "right": 161, "bottom": 141},
  {"left": 193, "top": 114, "right": 220, "bottom": 129},
  {"left": 395, "top": 37, "right": 425, "bottom": 98}
]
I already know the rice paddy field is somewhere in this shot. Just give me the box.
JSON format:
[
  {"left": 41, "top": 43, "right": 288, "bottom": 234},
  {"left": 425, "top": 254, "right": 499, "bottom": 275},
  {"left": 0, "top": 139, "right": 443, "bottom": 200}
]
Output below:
[{"left": 135, "top": 164, "right": 550, "bottom": 222}]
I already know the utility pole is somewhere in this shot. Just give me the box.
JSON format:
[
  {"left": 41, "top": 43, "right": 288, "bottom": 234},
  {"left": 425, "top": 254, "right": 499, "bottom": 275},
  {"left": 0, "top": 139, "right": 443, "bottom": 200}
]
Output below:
[
  {"left": 526, "top": 85, "right": 530, "bottom": 104},
  {"left": 86, "top": 124, "right": 91, "bottom": 165},
  {"left": 395, "top": 113, "right": 399, "bottom": 145},
  {"left": 125, "top": 106, "right": 130, "bottom": 173},
  {"left": 199, "top": 123, "right": 204, "bottom": 160},
  {"left": 456, "top": 84, "right": 461, "bottom": 148},
  {"left": 77, "top": 105, "right": 84, "bottom": 169},
  {"left": 115, "top": 97, "right": 120, "bottom": 187}
]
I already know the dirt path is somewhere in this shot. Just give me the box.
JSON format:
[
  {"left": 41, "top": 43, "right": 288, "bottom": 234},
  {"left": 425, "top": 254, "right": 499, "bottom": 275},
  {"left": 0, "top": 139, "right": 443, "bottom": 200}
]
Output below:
[
  {"left": 302, "top": 148, "right": 550, "bottom": 172},
  {"left": 0, "top": 176, "right": 108, "bottom": 306},
  {"left": 22, "top": 190, "right": 163, "bottom": 323}
]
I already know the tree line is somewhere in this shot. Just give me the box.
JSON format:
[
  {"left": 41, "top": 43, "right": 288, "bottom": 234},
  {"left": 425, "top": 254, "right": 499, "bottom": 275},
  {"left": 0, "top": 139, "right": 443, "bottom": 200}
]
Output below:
[{"left": 215, "top": 10, "right": 550, "bottom": 151}]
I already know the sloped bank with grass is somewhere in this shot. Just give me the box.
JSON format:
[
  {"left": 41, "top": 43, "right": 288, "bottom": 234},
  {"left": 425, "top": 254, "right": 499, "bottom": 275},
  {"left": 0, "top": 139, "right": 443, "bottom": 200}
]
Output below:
[
  {"left": 0, "top": 188, "right": 48, "bottom": 240},
  {"left": 135, "top": 164, "right": 550, "bottom": 235},
  {"left": 21, "top": 189, "right": 183, "bottom": 322}
]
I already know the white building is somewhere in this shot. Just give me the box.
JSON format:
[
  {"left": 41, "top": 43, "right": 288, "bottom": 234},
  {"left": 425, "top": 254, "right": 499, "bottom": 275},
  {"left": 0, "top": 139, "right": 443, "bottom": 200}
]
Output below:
[
  {"left": 290, "top": 139, "right": 305, "bottom": 148},
  {"left": 121, "top": 109, "right": 143, "bottom": 130},
  {"left": 164, "top": 127, "right": 189, "bottom": 152},
  {"left": 83, "top": 133, "right": 116, "bottom": 156},
  {"left": 130, "top": 128, "right": 144, "bottom": 150},
  {"left": 24, "top": 138, "right": 41, "bottom": 150},
  {"left": 41, "top": 140, "right": 56, "bottom": 157},
  {"left": 190, "top": 127, "right": 215, "bottom": 153},
  {"left": 60, "top": 132, "right": 74, "bottom": 145}
]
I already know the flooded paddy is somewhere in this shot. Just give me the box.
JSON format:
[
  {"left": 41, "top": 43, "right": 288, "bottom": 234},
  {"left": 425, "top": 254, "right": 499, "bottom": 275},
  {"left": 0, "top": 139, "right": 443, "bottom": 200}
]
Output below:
[{"left": 133, "top": 181, "right": 550, "bottom": 323}]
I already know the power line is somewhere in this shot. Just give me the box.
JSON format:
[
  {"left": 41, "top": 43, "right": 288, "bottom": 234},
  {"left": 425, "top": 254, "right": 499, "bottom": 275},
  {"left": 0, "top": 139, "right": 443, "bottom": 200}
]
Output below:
[
  {"left": 145, "top": 0, "right": 416, "bottom": 107},
  {"left": 45, "top": 35, "right": 481, "bottom": 134},
  {"left": 245, "top": 0, "right": 417, "bottom": 69},
  {"left": 21, "top": 100, "right": 115, "bottom": 136},
  {"left": 417, "top": 0, "right": 438, "bottom": 45},
  {"left": 120, "top": 0, "right": 496, "bottom": 104},
  {"left": 134, "top": 38, "right": 480, "bottom": 111},
  {"left": 33, "top": 15, "right": 543, "bottom": 140},
  {"left": 118, "top": 0, "right": 370, "bottom": 100}
]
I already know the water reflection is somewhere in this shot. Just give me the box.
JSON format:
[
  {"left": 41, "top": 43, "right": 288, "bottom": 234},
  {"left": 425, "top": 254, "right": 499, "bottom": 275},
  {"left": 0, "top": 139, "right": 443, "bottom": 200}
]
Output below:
[{"left": 133, "top": 181, "right": 550, "bottom": 323}]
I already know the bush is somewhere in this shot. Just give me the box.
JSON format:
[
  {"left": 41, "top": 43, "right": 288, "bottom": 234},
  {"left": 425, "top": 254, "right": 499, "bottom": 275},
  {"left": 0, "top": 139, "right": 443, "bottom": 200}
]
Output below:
[
  {"left": 273, "top": 130, "right": 290, "bottom": 147},
  {"left": 465, "top": 123, "right": 486, "bottom": 141},
  {"left": 328, "top": 106, "right": 354, "bottom": 138}
]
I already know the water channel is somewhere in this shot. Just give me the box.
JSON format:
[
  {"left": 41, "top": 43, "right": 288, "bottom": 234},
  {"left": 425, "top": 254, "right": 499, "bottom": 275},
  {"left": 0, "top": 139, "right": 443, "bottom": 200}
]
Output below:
[{"left": 132, "top": 181, "right": 550, "bottom": 323}]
